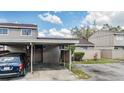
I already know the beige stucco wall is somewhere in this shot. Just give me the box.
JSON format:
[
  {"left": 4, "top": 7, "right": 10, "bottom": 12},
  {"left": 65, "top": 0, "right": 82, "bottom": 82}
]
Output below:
[
  {"left": 83, "top": 50, "right": 101, "bottom": 59},
  {"left": 89, "top": 31, "right": 114, "bottom": 48},
  {"left": 101, "top": 49, "right": 124, "bottom": 59},
  {"left": 101, "top": 49, "right": 112, "bottom": 59},
  {"left": 0, "top": 28, "right": 38, "bottom": 40},
  {"left": 112, "top": 50, "right": 124, "bottom": 59},
  {"left": 75, "top": 48, "right": 101, "bottom": 59}
]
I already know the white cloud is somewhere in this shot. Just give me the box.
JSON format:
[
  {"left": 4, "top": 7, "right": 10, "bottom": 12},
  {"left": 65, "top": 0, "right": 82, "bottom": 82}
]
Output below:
[
  {"left": 38, "top": 12, "right": 63, "bottom": 24},
  {"left": 0, "top": 18, "right": 7, "bottom": 22},
  {"left": 38, "top": 31, "right": 46, "bottom": 37},
  {"left": 49, "top": 28, "right": 64, "bottom": 37},
  {"left": 38, "top": 28, "right": 73, "bottom": 38},
  {"left": 54, "top": 11, "right": 62, "bottom": 13},
  {"left": 82, "top": 11, "right": 124, "bottom": 28}
]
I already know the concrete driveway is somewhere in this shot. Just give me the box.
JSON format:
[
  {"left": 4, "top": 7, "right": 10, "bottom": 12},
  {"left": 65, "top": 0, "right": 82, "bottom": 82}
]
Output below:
[
  {"left": 74, "top": 62, "right": 124, "bottom": 81},
  {"left": 21, "top": 69, "right": 77, "bottom": 81},
  {"left": 0, "top": 64, "right": 77, "bottom": 81}
]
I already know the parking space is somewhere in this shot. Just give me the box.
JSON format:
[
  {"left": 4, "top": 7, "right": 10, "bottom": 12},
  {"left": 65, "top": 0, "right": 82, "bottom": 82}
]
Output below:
[
  {"left": 22, "top": 69, "right": 77, "bottom": 81},
  {"left": 22, "top": 64, "right": 77, "bottom": 81},
  {"left": 74, "top": 62, "right": 124, "bottom": 81},
  {"left": 0, "top": 64, "right": 77, "bottom": 81}
]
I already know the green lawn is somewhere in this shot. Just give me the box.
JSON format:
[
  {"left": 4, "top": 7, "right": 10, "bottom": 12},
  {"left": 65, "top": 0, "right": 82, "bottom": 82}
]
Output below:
[
  {"left": 65, "top": 63, "right": 91, "bottom": 79},
  {"left": 71, "top": 67, "right": 91, "bottom": 79},
  {"left": 74, "top": 58, "right": 118, "bottom": 64}
]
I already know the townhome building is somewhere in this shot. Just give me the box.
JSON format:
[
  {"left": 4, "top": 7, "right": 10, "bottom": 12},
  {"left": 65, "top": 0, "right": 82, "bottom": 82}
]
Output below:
[
  {"left": 0, "top": 23, "right": 79, "bottom": 73},
  {"left": 89, "top": 30, "right": 124, "bottom": 59}
]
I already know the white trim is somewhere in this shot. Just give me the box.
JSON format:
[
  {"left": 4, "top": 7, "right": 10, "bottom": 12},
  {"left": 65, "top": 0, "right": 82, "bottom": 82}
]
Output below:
[
  {"left": 0, "top": 39, "right": 79, "bottom": 44},
  {"left": 30, "top": 42, "right": 33, "bottom": 73},
  {"left": 69, "top": 46, "right": 72, "bottom": 70},
  {"left": 0, "top": 28, "right": 9, "bottom": 36},
  {"left": 0, "top": 25, "right": 37, "bottom": 29},
  {"left": 20, "top": 29, "right": 32, "bottom": 36}
]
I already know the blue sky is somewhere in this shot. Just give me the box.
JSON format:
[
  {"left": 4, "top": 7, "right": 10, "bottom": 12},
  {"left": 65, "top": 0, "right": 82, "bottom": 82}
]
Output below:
[
  {"left": 0, "top": 11, "right": 123, "bottom": 37},
  {"left": 0, "top": 11, "right": 87, "bottom": 31}
]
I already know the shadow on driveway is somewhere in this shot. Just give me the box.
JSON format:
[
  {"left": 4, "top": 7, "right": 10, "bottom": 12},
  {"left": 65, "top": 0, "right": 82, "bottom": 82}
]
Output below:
[{"left": 33, "top": 63, "right": 65, "bottom": 71}]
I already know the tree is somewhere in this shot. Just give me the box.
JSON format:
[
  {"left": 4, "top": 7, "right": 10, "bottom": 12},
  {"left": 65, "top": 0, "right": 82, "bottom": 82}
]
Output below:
[
  {"left": 102, "top": 24, "right": 111, "bottom": 30},
  {"left": 82, "top": 26, "right": 94, "bottom": 39},
  {"left": 65, "top": 45, "right": 75, "bottom": 55},
  {"left": 102, "top": 24, "right": 122, "bottom": 32},
  {"left": 71, "top": 26, "right": 94, "bottom": 39},
  {"left": 71, "top": 26, "right": 84, "bottom": 38}
]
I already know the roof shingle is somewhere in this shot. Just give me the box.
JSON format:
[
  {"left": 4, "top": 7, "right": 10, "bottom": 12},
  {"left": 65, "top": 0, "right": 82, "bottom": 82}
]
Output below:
[{"left": 76, "top": 37, "right": 94, "bottom": 46}]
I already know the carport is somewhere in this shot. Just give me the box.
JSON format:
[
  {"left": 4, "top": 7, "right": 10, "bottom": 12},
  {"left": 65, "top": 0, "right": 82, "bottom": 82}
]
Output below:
[{"left": 0, "top": 38, "right": 79, "bottom": 73}]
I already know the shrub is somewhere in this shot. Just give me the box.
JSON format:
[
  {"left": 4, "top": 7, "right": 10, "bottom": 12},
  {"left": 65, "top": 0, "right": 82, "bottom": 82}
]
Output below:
[
  {"left": 93, "top": 52, "right": 98, "bottom": 61},
  {"left": 74, "top": 52, "right": 85, "bottom": 61}
]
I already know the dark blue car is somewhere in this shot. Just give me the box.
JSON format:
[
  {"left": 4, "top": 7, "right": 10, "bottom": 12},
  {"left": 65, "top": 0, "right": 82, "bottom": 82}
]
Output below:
[{"left": 0, "top": 53, "right": 27, "bottom": 78}]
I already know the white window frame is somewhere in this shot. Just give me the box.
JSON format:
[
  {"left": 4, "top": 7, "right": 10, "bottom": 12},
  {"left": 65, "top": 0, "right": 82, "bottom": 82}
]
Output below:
[
  {"left": 0, "top": 28, "right": 9, "bottom": 35},
  {"left": 116, "top": 35, "right": 123, "bottom": 41},
  {"left": 20, "top": 29, "right": 32, "bottom": 36}
]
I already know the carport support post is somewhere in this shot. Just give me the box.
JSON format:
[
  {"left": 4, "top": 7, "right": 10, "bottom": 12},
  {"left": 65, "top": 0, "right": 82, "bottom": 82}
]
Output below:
[
  {"left": 30, "top": 42, "right": 33, "bottom": 74},
  {"left": 69, "top": 45, "right": 72, "bottom": 70}
]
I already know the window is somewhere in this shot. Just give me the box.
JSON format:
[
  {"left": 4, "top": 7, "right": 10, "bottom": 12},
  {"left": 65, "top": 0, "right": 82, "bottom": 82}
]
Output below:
[
  {"left": 81, "top": 47, "right": 88, "bottom": 50},
  {"left": 21, "top": 29, "right": 32, "bottom": 36},
  {"left": 0, "top": 28, "right": 8, "bottom": 35},
  {"left": 116, "top": 35, "right": 123, "bottom": 41},
  {"left": 114, "top": 47, "right": 118, "bottom": 49}
]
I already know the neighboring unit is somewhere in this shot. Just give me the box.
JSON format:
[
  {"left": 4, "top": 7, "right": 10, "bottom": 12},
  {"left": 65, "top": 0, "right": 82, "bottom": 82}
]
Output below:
[
  {"left": 75, "top": 37, "right": 101, "bottom": 59},
  {"left": 89, "top": 30, "right": 124, "bottom": 59}
]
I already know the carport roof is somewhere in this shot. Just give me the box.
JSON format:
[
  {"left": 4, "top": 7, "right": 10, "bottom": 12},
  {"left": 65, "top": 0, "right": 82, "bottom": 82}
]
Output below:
[
  {"left": 37, "top": 37, "right": 79, "bottom": 40},
  {"left": 0, "top": 38, "right": 79, "bottom": 45}
]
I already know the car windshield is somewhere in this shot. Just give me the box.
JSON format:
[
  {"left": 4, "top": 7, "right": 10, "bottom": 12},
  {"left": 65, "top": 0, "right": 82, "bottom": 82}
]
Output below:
[{"left": 0, "top": 56, "right": 21, "bottom": 63}]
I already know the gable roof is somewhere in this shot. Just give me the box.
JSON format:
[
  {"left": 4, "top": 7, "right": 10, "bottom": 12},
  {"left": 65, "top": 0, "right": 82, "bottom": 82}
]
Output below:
[
  {"left": 0, "top": 23, "right": 37, "bottom": 30},
  {"left": 92, "top": 30, "right": 124, "bottom": 36},
  {"left": 76, "top": 37, "right": 94, "bottom": 46}
]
